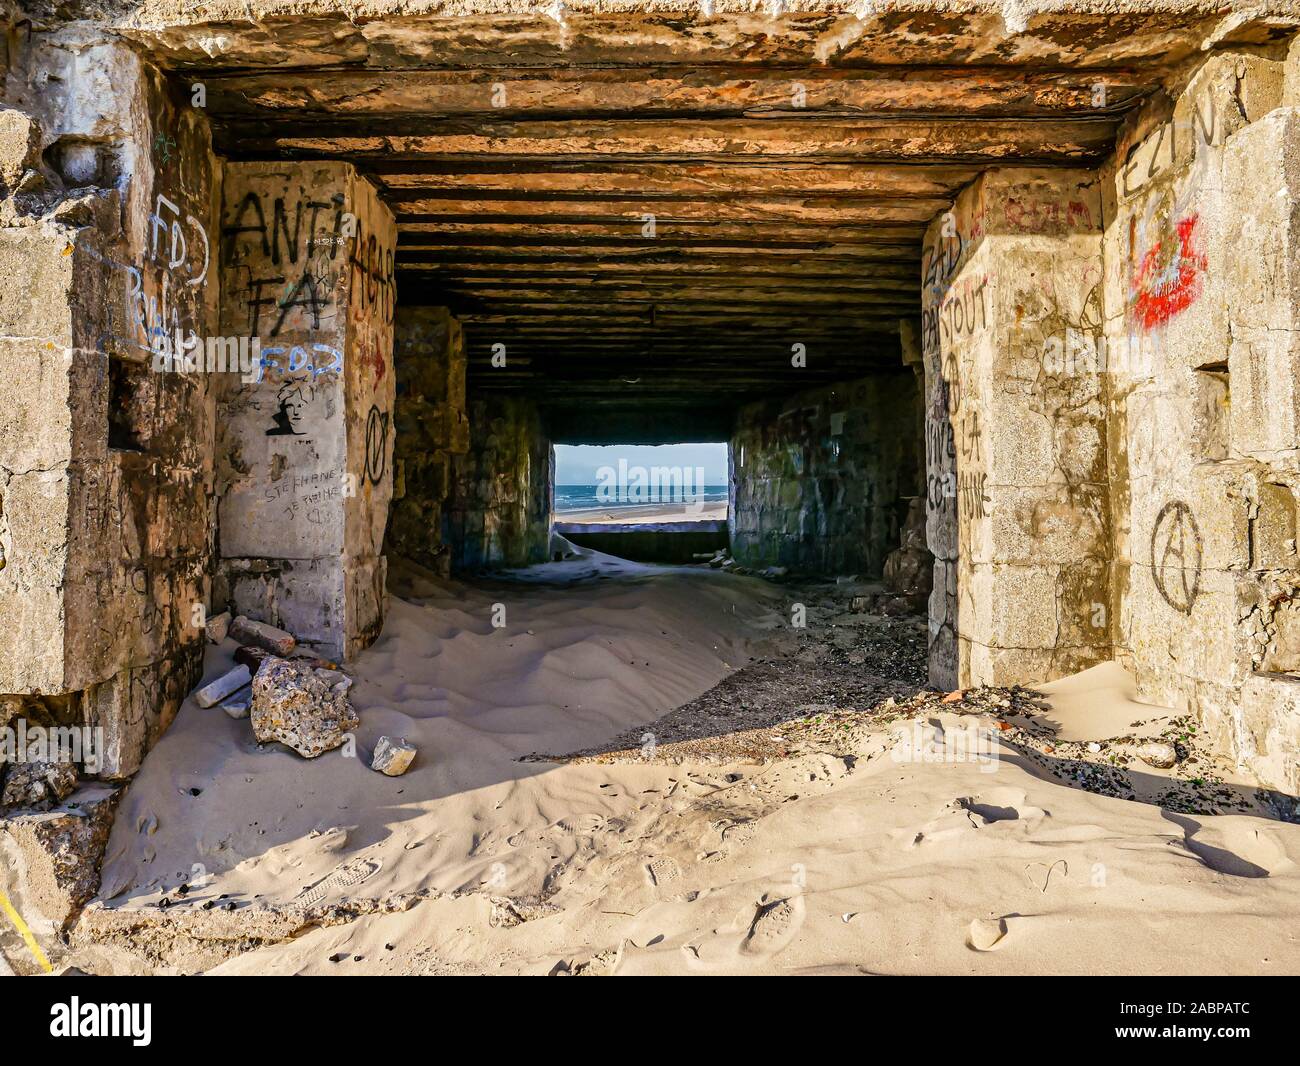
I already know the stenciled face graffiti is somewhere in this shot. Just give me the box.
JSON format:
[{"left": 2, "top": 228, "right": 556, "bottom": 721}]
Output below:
[{"left": 266, "top": 379, "right": 316, "bottom": 436}]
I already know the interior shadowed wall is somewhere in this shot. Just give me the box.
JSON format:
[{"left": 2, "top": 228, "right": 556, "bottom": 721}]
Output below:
[{"left": 729, "top": 371, "right": 923, "bottom": 576}]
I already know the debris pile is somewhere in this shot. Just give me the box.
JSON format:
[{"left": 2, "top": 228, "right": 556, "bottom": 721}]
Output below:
[{"left": 186, "top": 613, "right": 422, "bottom": 773}]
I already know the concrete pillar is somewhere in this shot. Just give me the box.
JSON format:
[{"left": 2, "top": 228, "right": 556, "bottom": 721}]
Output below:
[
  {"left": 923, "top": 169, "right": 1109, "bottom": 689},
  {"left": 387, "top": 306, "right": 469, "bottom": 577},
  {"left": 216, "top": 162, "right": 396, "bottom": 661},
  {"left": 0, "top": 33, "right": 219, "bottom": 778}
]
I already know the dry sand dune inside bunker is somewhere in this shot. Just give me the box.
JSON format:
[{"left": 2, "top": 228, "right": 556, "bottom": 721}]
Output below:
[
  {"left": 92, "top": 552, "right": 786, "bottom": 925},
  {"left": 73, "top": 554, "right": 1300, "bottom": 976}
]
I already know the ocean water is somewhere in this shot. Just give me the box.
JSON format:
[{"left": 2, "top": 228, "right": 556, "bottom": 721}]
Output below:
[{"left": 554, "top": 484, "right": 728, "bottom": 513}]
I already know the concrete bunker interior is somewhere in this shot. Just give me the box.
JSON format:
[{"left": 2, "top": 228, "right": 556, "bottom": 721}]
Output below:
[{"left": 3, "top": 2, "right": 1300, "bottom": 975}]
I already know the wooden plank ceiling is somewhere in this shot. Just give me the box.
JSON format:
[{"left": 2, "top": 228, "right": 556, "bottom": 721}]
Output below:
[{"left": 121, "top": 2, "right": 1266, "bottom": 429}]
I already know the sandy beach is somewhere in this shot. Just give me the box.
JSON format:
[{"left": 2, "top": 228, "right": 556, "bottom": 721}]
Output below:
[
  {"left": 556, "top": 503, "right": 728, "bottom": 525},
  {"left": 62, "top": 543, "right": 1300, "bottom": 976}
]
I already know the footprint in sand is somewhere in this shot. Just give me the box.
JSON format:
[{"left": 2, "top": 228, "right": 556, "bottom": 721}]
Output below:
[
  {"left": 554, "top": 813, "right": 608, "bottom": 835},
  {"left": 959, "top": 787, "right": 1046, "bottom": 824},
  {"left": 740, "top": 895, "right": 805, "bottom": 958},
  {"left": 508, "top": 813, "right": 610, "bottom": 848},
  {"left": 901, "top": 789, "right": 1043, "bottom": 849},
  {"left": 686, "top": 892, "right": 807, "bottom": 967},
  {"left": 295, "top": 856, "right": 382, "bottom": 906},
  {"left": 647, "top": 857, "right": 682, "bottom": 886},
  {"left": 967, "top": 917, "right": 1009, "bottom": 952}
]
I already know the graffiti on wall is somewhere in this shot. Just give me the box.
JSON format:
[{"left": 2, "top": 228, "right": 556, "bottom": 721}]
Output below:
[
  {"left": 1129, "top": 211, "right": 1207, "bottom": 333},
  {"left": 1120, "top": 93, "right": 1217, "bottom": 201},
  {"left": 364, "top": 405, "right": 389, "bottom": 484},
  {"left": 1150, "top": 499, "right": 1202, "bottom": 614},
  {"left": 265, "top": 380, "right": 317, "bottom": 436}
]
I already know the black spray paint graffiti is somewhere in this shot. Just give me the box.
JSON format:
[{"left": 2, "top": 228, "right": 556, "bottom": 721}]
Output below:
[
  {"left": 958, "top": 472, "right": 989, "bottom": 520},
  {"left": 1151, "top": 500, "right": 1202, "bottom": 614},
  {"left": 347, "top": 220, "right": 396, "bottom": 326},
  {"left": 222, "top": 189, "right": 396, "bottom": 334},
  {"left": 266, "top": 380, "right": 316, "bottom": 436},
  {"left": 1120, "top": 93, "right": 1217, "bottom": 200},
  {"left": 364, "top": 405, "right": 388, "bottom": 484}
]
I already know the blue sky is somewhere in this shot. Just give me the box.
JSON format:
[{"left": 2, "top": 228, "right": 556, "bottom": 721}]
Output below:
[{"left": 555, "top": 443, "right": 729, "bottom": 484}]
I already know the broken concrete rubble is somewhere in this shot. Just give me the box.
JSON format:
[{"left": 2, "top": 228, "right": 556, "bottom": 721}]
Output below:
[
  {"left": 1, "top": 760, "right": 77, "bottom": 810},
  {"left": 371, "top": 736, "right": 417, "bottom": 776},
  {"left": 193, "top": 665, "right": 251, "bottom": 709},
  {"left": 204, "top": 611, "right": 232, "bottom": 645},
  {"left": 219, "top": 692, "right": 251, "bottom": 720},
  {"left": 228, "top": 617, "right": 297, "bottom": 657},
  {"left": 0, "top": 784, "right": 121, "bottom": 931},
  {"left": 250, "top": 657, "right": 359, "bottom": 758}
]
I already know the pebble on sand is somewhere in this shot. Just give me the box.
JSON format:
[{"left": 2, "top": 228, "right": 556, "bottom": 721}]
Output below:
[
  {"left": 1136, "top": 741, "right": 1178, "bottom": 769},
  {"left": 371, "top": 736, "right": 418, "bottom": 776}
]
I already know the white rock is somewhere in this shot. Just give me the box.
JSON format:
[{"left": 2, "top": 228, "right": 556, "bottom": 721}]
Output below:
[
  {"left": 1136, "top": 741, "right": 1178, "bottom": 769},
  {"left": 371, "top": 736, "right": 417, "bottom": 777},
  {"left": 220, "top": 691, "right": 251, "bottom": 719},
  {"left": 194, "top": 665, "right": 252, "bottom": 708}
]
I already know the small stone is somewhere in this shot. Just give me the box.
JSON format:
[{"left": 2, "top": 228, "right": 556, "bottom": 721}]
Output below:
[
  {"left": 205, "top": 610, "right": 232, "bottom": 644},
  {"left": 1136, "top": 741, "right": 1178, "bottom": 769},
  {"left": 1087, "top": 741, "right": 1102, "bottom": 753},
  {"left": 229, "top": 616, "right": 297, "bottom": 656},
  {"left": 193, "top": 665, "right": 252, "bottom": 708},
  {"left": 314, "top": 668, "right": 353, "bottom": 695},
  {"left": 250, "top": 657, "right": 359, "bottom": 759},
  {"left": 220, "top": 691, "right": 251, "bottom": 719},
  {"left": 371, "top": 736, "right": 417, "bottom": 777}
]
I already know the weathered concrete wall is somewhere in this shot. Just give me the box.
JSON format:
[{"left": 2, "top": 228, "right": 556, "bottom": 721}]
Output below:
[
  {"left": 1103, "top": 45, "right": 1300, "bottom": 794},
  {"left": 922, "top": 168, "right": 1109, "bottom": 690},
  {"left": 730, "top": 372, "right": 921, "bottom": 576},
  {"left": 0, "top": 31, "right": 219, "bottom": 778},
  {"left": 386, "top": 305, "right": 468, "bottom": 576},
  {"left": 446, "top": 396, "right": 551, "bottom": 570},
  {"left": 215, "top": 161, "right": 395, "bottom": 661}
]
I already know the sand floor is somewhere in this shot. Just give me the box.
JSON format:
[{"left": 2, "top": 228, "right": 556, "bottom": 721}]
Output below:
[
  {"left": 65, "top": 546, "right": 1300, "bottom": 975},
  {"left": 555, "top": 502, "right": 727, "bottom": 524}
]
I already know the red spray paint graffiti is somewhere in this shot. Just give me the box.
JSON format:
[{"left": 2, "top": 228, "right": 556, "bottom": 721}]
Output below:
[{"left": 1130, "top": 213, "right": 1207, "bottom": 331}]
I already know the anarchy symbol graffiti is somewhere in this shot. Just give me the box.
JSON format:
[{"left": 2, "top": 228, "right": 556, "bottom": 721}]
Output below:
[
  {"left": 364, "top": 405, "right": 388, "bottom": 485},
  {"left": 1150, "top": 500, "right": 1202, "bottom": 615}
]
